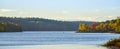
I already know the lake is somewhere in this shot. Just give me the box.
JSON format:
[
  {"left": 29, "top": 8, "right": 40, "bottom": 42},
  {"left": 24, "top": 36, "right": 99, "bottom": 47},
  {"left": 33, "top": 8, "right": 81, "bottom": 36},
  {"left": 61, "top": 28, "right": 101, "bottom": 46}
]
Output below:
[{"left": 0, "top": 31, "right": 120, "bottom": 49}]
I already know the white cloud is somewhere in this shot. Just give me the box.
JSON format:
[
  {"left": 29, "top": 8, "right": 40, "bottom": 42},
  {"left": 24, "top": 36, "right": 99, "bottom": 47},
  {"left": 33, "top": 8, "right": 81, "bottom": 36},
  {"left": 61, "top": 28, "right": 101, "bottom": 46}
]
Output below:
[
  {"left": 66, "top": 16, "right": 117, "bottom": 22},
  {"left": 78, "top": 16, "right": 99, "bottom": 21},
  {"left": 0, "top": 9, "right": 29, "bottom": 17},
  {"left": 0, "top": 8, "right": 119, "bottom": 22},
  {"left": 98, "top": 7, "right": 120, "bottom": 11},
  {"left": 0, "top": 9, "right": 15, "bottom": 12},
  {"left": 61, "top": 10, "right": 69, "bottom": 14},
  {"left": 95, "top": 9, "right": 100, "bottom": 12},
  {"left": 18, "top": 11, "right": 28, "bottom": 15},
  {"left": 94, "top": 16, "right": 117, "bottom": 22},
  {"left": 111, "top": 7, "right": 120, "bottom": 10}
]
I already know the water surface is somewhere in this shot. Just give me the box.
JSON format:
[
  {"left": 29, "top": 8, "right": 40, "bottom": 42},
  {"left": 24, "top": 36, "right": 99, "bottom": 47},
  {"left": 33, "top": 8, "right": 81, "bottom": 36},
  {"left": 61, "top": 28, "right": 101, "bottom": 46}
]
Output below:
[{"left": 0, "top": 31, "right": 120, "bottom": 49}]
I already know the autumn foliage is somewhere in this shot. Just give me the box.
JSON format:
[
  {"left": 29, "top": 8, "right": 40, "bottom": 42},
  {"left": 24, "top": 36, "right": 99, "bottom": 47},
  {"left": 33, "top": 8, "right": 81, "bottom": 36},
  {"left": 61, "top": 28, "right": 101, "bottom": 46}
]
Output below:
[{"left": 78, "top": 17, "right": 120, "bottom": 33}]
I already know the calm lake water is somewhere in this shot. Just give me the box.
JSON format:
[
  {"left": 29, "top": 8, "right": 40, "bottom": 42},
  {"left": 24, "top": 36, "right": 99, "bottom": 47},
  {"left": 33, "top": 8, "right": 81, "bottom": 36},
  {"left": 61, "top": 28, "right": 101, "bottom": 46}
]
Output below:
[{"left": 0, "top": 31, "right": 120, "bottom": 49}]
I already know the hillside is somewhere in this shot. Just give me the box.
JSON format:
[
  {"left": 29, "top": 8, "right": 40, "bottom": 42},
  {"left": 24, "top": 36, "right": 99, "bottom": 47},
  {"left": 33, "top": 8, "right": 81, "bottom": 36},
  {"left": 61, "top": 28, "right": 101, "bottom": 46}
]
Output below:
[
  {"left": 0, "top": 17, "right": 94, "bottom": 31},
  {"left": 0, "top": 22, "right": 22, "bottom": 32}
]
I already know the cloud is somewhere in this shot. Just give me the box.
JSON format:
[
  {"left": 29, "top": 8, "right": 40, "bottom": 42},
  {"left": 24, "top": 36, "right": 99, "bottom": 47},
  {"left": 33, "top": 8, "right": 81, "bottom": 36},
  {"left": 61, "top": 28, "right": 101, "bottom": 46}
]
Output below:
[
  {"left": 78, "top": 16, "right": 99, "bottom": 21},
  {"left": 0, "top": 9, "right": 28, "bottom": 16},
  {"left": 0, "top": 9, "right": 15, "bottom": 12},
  {"left": 0, "top": 8, "right": 119, "bottom": 22},
  {"left": 61, "top": 10, "right": 69, "bottom": 14},
  {"left": 94, "top": 7, "right": 120, "bottom": 13},
  {"left": 95, "top": 9, "right": 100, "bottom": 12},
  {"left": 94, "top": 16, "right": 117, "bottom": 22},
  {"left": 111, "top": 7, "right": 120, "bottom": 10},
  {"left": 66, "top": 16, "right": 117, "bottom": 22},
  {"left": 18, "top": 11, "right": 28, "bottom": 15}
]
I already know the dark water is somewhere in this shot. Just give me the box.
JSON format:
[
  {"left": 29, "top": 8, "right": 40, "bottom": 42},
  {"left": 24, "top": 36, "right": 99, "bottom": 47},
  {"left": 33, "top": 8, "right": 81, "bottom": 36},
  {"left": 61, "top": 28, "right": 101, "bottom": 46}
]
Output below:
[{"left": 0, "top": 31, "right": 120, "bottom": 46}]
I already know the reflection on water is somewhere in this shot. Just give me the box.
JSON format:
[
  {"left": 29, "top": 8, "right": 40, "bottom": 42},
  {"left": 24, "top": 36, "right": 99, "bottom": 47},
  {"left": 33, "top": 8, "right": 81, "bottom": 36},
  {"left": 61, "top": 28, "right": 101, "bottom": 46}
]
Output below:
[{"left": 0, "top": 31, "right": 120, "bottom": 49}]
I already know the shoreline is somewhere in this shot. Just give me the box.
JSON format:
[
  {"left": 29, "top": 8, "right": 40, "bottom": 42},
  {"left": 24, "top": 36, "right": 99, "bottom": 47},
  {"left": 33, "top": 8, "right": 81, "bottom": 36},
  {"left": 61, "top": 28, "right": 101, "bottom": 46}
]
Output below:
[{"left": 0, "top": 45, "right": 107, "bottom": 49}]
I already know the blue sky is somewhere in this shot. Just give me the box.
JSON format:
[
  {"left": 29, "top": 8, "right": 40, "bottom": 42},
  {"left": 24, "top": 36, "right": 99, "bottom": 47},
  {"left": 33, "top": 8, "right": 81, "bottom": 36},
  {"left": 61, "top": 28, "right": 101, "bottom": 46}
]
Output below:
[{"left": 0, "top": 0, "right": 120, "bottom": 21}]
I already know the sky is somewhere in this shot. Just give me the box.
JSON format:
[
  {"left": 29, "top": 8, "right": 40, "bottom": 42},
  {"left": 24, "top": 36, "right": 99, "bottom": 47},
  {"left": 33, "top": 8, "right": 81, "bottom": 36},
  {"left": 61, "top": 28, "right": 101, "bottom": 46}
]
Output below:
[{"left": 0, "top": 0, "right": 120, "bottom": 21}]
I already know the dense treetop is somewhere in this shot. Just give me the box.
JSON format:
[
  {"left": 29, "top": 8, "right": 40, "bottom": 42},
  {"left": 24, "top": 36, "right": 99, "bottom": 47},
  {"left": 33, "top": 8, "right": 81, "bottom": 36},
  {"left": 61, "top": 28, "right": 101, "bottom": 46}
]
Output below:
[{"left": 78, "top": 17, "right": 120, "bottom": 33}]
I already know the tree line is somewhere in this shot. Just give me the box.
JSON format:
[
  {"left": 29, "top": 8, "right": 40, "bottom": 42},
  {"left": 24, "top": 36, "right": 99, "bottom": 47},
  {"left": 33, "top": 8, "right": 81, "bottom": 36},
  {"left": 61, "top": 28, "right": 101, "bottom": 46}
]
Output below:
[
  {"left": 78, "top": 17, "right": 120, "bottom": 33},
  {"left": 0, "top": 22, "right": 22, "bottom": 32},
  {"left": 0, "top": 16, "right": 93, "bottom": 31}
]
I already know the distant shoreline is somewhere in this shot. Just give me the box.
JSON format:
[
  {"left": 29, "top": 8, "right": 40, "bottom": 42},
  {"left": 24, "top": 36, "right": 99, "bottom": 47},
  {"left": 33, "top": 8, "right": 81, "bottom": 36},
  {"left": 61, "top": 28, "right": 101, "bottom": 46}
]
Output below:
[{"left": 76, "top": 31, "right": 109, "bottom": 33}]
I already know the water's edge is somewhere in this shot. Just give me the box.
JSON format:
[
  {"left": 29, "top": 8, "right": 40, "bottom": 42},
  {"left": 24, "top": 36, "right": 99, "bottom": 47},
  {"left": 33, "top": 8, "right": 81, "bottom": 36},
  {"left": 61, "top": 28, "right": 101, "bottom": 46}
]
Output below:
[{"left": 0, "top": 45, "right": 107, "bottom": 49}]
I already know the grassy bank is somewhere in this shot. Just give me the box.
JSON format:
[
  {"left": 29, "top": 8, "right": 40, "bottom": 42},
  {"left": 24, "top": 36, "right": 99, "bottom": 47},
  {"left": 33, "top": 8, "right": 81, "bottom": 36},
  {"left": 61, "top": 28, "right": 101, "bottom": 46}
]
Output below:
[{"left": 104, "top": 38, "right": 120, "bottom": 49}]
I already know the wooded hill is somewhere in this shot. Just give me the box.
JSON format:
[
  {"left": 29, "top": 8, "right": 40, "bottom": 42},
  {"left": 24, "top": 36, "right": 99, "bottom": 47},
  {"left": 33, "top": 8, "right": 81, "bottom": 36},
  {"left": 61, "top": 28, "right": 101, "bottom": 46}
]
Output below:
[
  {"left": 0, "top": 22, "right": 22, "bottom": 32},
  {"left": 0, "top": 16, "right": 94, "bottom": 31}
]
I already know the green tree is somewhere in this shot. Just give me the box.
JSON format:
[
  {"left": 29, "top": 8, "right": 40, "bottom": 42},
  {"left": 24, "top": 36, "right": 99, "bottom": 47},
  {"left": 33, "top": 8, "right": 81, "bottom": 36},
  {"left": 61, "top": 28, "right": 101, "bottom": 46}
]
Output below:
[{"left": 0, "top": 24, "right": 5, "bottom": 31}]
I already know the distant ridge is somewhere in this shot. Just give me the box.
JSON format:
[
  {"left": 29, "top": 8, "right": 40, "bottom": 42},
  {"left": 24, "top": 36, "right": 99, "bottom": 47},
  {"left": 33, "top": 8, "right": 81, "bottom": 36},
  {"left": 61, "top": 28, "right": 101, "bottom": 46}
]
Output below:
[{"left": 0, "top": 16, "right": 94, "bottom": 31}]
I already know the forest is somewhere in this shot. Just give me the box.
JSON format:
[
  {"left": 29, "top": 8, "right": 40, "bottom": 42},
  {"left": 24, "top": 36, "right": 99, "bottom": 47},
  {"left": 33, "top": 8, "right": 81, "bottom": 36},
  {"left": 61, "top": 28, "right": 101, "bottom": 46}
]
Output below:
[
  {"left": 0, "top": 16, "right": 93, "bottom": 31},
  {"left": 1, "top": 16, "right": 120, "bottom": 32},
  {"left": 0, "top": 22, "right": 22, "bottom": 32},
  {"left": 78, "top": 17, "right": 120, "bottom": 33}
]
